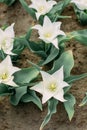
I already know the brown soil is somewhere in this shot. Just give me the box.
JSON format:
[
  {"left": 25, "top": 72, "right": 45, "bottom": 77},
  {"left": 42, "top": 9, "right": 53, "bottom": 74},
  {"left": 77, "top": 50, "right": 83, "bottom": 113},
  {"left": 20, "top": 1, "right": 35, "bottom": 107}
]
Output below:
[{"left": 0, "top": 1, "right": 87, "bottom": 130}]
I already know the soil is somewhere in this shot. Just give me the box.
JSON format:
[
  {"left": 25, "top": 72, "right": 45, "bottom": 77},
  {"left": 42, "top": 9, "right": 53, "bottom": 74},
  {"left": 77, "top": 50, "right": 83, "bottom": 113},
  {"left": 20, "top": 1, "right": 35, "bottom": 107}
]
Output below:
[{"left": 0, "top": 0, "right": 87, "bottom": 130}]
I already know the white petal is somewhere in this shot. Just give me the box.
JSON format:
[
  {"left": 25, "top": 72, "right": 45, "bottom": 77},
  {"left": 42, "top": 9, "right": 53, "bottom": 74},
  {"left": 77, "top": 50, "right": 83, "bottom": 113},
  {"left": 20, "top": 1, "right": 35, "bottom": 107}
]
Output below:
[
  {"left": 4, "top": 76, "right": 18, "bottom": 87},
  {"left": 30, "top": 82, "right": 43, "bottom": 94},
  {"left": 3, "top": 50, "right": 16, "bottom": 55},
  {"left": 52, "top": 38, "right": 59, "bottom": 49},
  {"left": 40, "top": 71, "right": 51, "bottom": 82},
  {"left": 71, "top": 0, "right": 87, "bottom": 10},
  {"left": 48, "top": 0, "right": 57, "bottom": 6},
  {"left": 43, "top": 16, "right": 52, "bottom": 27},
  {"left": 53, "top": 22, "right": 62, "bottom": 30},
  {"left": 9, "top": 66, "right": 21, "bottom": 75},
  {"left": 53, "top": 66, "right": 64, "bottom": 81},
  {"left": 42, "top": 92, "right": 53, "bottom": 104},
  {"left": 5, "top": 23, "right": 15, "bottom": 38},
  {"left": 58, "top": 30, "right": 66, "bottom": 36},
  {"left": 29, "top": 4, "right": 37, "bottom": 9},
  {"left": 32, "top": 24, "right": 42, "bottom": 30},
  {"left": 53, "top": 89, "right": 66, "bottom": 102},
  {"left": 1, "top": 55, "right": 12, "bottom": 67},
  {"left": 58, "top": 81, "right": 69, "bottom": 89},
  {"left": 36, "top": 12, "right": 41, "bottom": 20}
]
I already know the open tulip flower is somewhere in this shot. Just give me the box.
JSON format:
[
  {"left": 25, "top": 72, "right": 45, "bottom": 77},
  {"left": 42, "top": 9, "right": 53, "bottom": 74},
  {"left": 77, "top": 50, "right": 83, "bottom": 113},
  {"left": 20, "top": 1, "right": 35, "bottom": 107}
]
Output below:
[
  {"left": 29, "top": 0, "right": 57, "bottom": 20},
  {"left": 0, "top": 55, "right": 20, "bottom": 87},
  {"left": 32, "top": 16, "right": 65, "bottom": 49},
  {"left": 31, "top": 66, "right": 69, "bottom": 104},
  {"left": 0, "top": 23, "right": 15, "bottom": 55},
  {"left": 71, "top": 0, "right": 87, "bottom": 10}
]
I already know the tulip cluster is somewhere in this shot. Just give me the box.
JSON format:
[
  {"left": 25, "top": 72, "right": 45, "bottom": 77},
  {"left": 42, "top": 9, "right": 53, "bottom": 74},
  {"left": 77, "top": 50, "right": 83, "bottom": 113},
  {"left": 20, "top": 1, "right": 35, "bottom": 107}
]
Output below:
[{"left": 0, "top": 0, "right": 87, "bottom": 130}]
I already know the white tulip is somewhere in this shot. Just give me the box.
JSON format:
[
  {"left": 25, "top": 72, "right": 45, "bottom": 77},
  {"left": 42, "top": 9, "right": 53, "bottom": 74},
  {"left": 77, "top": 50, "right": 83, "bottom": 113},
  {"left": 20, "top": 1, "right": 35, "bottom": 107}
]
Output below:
[
  {"left": 71, "top": 0, "right": 87, "bottom": 10},
  {"left": 32, "top": 16, "right": 65, "bottom": 49},
  {"left": 31, "top": 66, "right": 69, "bottom": 104},
  {"left": 0, "top": 55, "right": 20, "bottom": 87},
  {"left": 0, "top": 23, "right": 15, "bottom": 55},
  {"left": 29, "top": 0, "right": 57, "bottom": 19}
]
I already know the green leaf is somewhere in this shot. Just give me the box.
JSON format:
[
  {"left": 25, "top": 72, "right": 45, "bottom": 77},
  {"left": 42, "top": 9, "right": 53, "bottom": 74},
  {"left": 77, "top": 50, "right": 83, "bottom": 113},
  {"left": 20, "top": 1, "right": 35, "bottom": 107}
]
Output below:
[
  {"left": 14, "top": 67, "right": 39, "bottom": 86},
  {"left": 21, "top": 90, "right": 42, "bottom": 110},
  {"left": 26, "top": 28, "right": 32, "bottom": 41},
  {"left": 49, "top": 50, "right": 74, "bottom": 78},
  {"left": 0, "top": 0, "right": 15, "bottom": 6},
  {"left": 10, "top": 86, "right": 27, "bottom": 106},
  {"left": 79, "top": 92, "right": 87, "bottom": 106},
  {"left": 70, "top": 29, "right": 87, "bottom": 45},
  {"left": 64, "top": 94, "right": 76, "bottom": 121},
  {"left": 40, "top": 98, "right": 58, "bottom": 130},
  {"left": 47, "top": 0, "right": 71, "bottom": 22},
  {"left": 65, "top": 73, "right": 87, "bottom": 84},
  {"left": 73, "top": 5, "right": 87, "bottom": 25},
  {"left": 64, "top": 85, "right": 72, "bottom": 94},
  {"left": 26, "top": 40, "right": 50, "bottom": 59},
  {"left": 0, "top": 84, "right": 10, "bottom": 96},
  {"left": 19, "top": 0, "right": 36, "bottom": 19},
  {"left": 41, "top": 45, "right": 59, "bottom": 65},
  {"left": 13, "top": 38, "right": 25, "bottom": 55}
]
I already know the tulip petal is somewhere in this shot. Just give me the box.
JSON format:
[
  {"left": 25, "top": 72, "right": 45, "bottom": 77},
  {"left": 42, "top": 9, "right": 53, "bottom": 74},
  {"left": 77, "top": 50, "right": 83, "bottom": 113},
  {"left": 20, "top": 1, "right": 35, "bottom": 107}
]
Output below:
[
  {"left": 54, "top": 89, "right": 66, "bottom": 102},
  {"left": 5, "top": 23, "right": 15, "bottom": 38},
  {"left": 30, "top": 82, "right": 43, "bottom": 94},
  {"left": 53, "top": 66, "right": 64, "bottom": 81},
  {"left": 4, "top": 76, "right": 18, "bottom": 87}
]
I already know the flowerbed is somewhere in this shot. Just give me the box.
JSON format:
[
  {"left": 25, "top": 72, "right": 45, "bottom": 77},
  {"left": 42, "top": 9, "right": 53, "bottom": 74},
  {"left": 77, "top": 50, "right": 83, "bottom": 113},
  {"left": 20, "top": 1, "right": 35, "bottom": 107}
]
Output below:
[{"left": 0, "top": 0, "right": 87, "bottom": 130}]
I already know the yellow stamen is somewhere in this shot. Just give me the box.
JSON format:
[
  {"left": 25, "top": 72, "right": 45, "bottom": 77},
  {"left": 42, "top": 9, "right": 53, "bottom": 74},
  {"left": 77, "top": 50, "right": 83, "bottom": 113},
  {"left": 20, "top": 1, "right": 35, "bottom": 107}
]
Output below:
[
  {"left": 49, "top": 83, "right": 57, "bottom": 92},
  {"left": 39, "top": 6, "right": 44, "bottom": 12},
  {"left": 44, "top": 33, "right": 52, "bottom": 38},
  {"left": 1, "top": 73, "right": 8, "bottom": 80}
]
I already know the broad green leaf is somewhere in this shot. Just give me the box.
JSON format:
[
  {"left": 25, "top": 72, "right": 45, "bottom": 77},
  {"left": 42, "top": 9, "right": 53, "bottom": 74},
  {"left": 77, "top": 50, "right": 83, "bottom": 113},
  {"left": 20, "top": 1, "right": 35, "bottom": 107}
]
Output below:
[
  {"left": 40, "top": 98, "right": 58, "bottom": 130},
  {"left": 65, "top": 73, "right": 87, "bottom": 84},
  {"left": 64, "top": 94, "right": 76, "bottom": 121},
  {"left": 0, "top": 0, "right": 15, "bottom": 6},
  {"left": 10, "top": 86, "right": 27, "bottom": 106},
  {"left": 14, "top": 67, "right": 39, "bottom": 85},
  {"left": 21, "top": 90, "right": 42, "bottom": 110},
  {"left": 0, "top": 84, "right": 10, "bottom": 96},
  {"left": 70, "top": 29, "right": 87, "bottom": 45},
  {"left": 19, "top": 0, "right": 36, "bottom": 19},
  {"left": 26, "top": 40, "right": 49, "bottom": 59},
  {"left": 41, "top": 45, "right": 59, "bottom": 65},
  {"left": 79, "top": 93, "right": 87, "bottom": 106},
  {"left": 49, "top": 50, "right": 74, "bottom": 78}
]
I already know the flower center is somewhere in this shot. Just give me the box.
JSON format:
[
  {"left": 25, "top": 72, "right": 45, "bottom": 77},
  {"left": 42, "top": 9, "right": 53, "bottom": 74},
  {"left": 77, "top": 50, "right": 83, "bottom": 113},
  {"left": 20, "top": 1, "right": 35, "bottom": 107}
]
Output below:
[
  {"left": 44, "top": 33, "right": 52, "bottom": 38},
  {"left": 1, "top": 72, "right": 8, "bottom": 80},
  {"left": 38, "top": 6, "right": 44, "bottom": 13},
  {"left": 49, "top": 83, "right": 57, "bottom": 92}
]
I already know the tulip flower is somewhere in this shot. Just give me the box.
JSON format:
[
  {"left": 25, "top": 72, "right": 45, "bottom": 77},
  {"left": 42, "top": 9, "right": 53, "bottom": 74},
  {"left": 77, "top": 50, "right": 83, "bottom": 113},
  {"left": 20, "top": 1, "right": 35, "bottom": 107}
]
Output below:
[
  {"left": 32, "top": 16, "right": 65, "bottom": 49},
  {"left": 0, "top": 55, "right": 20, "bottom": 87},
  {"left": 29, "top": 0, "right": 57, "bottom": 19},
  {"left": 31, "top": 66, "right": 69, "bottom": 104},
  {"left": 0, "top": 23, "right": 15, "bottom": 55}
]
